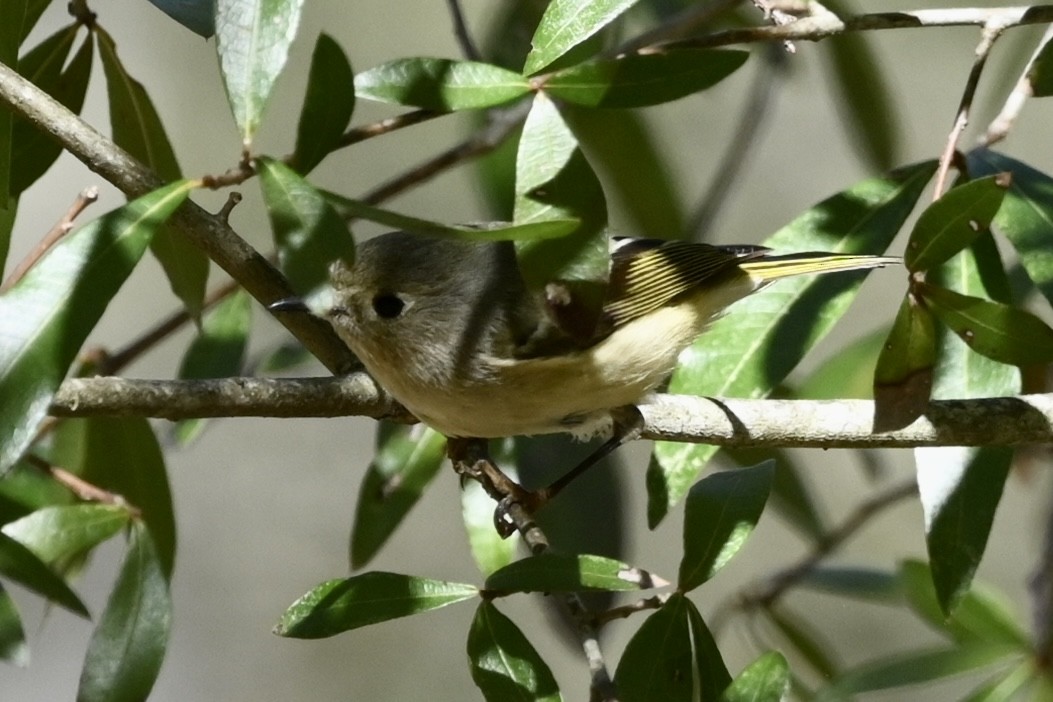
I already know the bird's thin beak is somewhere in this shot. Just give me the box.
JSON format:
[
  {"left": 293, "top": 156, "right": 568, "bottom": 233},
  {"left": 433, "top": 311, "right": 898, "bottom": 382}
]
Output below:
[{"left": 268, "top": 297, "right": 310, "bottom": 314}]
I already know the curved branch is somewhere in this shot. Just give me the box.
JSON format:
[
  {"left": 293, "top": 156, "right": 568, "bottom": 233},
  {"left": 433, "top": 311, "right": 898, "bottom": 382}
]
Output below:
[{"left": 49, "top": 376, "right": 1053, "bottom": 448}]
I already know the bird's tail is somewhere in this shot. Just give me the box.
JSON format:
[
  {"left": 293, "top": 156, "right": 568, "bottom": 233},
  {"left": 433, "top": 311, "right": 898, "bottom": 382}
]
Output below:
[{"left": 738, "top": 252, "right": 901, "bottom": 282}]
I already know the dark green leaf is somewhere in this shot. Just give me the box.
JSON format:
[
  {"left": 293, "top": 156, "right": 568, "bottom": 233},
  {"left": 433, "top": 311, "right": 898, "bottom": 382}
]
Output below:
[
  {"left": 0, "top": 462, "right": 73, "bottom": 523},
  {"left": 796, "top": 566, "right": 903, "bottom": 604},
  {"left": 354, "top": 58, "right": 529, "bottom": 110},
  {"left": 259, "top": 157, "right": 355, "bottom": 291},
  {"left": 905, "top": 175, "right": 1008, "bottom": 271},
  {"left": 96, "top": 27, "right": 208, "bottom": 318},
  {"left": 214, "top": 0, "right": 304, "bottom": 144},
  {"left": 174, "top": 289, "right": 252, "bottom": 444},
  {"left": 679, "top": 462, "right": 774, "bottom": 591},
  {"left": 524, "top": 0, "right": 642, "bottom": 75},
  {"left": 725, "top": 448, "right": 826, "bottom": 543},
  {"left": 0, "top": 0, "right": 24, "bottom": 205},
  {"left": 648, "top": 160, "right": 935, "bottom": 526},
  {"left": 467, "top": 601, "right": 562, "bottom": 702},
  {"left": 765, "top": 604, "right": 838, "bottom": 680},
  {"left": 77, "top": 523, "right": 171, "bottom": 702},
  {"left": 324, "top": 190, "right": 579, "bottom": 241},
  {"left": 80, "top": 418, "right": 177, "bottom": 580},
  {"left": 0, "top": 530, "right": 87, "bottom": 617},
  {"left": 814, "top": 644, "right": 1019, "bottom": 700},
  {"left": 2, "top": 504, "right": 130, "bottom": 565},
  {"left": 144, "top": 0, "right": 214, "bottom": 37},
  {"left": 543, "top": 49, "right": 747, "bottom": 108},
  {"left": 514, "top": 93, "right": 608, "bottom": 338},
  {"left": 293, "top": 33, "right": 354, "bottom": 173},
  {"left": 722, "top": 651, "right": 791, "bottom": 702},
  {"left": 685, "top": 597, "right": 733, "bottom": 699},
  {"left": 966, "top": 151, "right": 1053, "bottom": 308},
  {"left": 350, "top": 423, "right": 446, "bottom": 569},
  {"left": 961, "top": 662, "right": 1039, "bottom": 702},
  {"left": 0, "top": 204, "right": 13, "bottom": 282},
  {"left": 19, "top": 0, "right": 51, "bottom": 43},
  {"left": 485, "top": 553, "right": 664, "bottom": 593},
  {"left": 920, "top": 283, "right": 1053, "bottom": 366},
  {"left": 1028, "top": 35, "right": 1053, "bottom": 97},
  {"left": 820, "top": 26, "right": 898, "bottom": 171},
  {"left": 0, "top": 180, "right": 192, "bottom": 473},
  {"left": 11, "top": 26, "right": 91, "bottom": 196},
  {"left": 0, "top": 582, "right": 28, "bottom": 666},
  {"left": 873, "top": 293, "right": 936, "bottom": 431},
  {"left": 275, "top": 571, "right": 478, "bottom": 638}
]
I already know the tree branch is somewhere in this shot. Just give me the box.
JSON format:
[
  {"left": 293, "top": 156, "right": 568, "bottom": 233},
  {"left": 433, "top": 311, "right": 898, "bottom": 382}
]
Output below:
[{"left": 48, "top": 377, "right": 1053, "bottom": 447}]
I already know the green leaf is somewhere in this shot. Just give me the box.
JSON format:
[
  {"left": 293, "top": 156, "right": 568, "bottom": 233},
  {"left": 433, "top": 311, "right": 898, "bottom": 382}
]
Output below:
[
  {"left": 96, "top": 27, "right": 208, "bottom": 318},
  {"left": 0, "top": 180, "right": 192, "bottom": 473},
  {"left": 324, "top": 190, "right": 579, "bottom": 241},
  {"left": 467, "top": 601, "right": 563, "bottom": 702},
  {"left": 2, "top": 504, "right": 130, "bottom": 565},
  {"left": 19, "top": 0, "right": 51, "bottom": 43},
  {"left": 461, "top": 438, "right": 517, "bottom": 577},
  {"left": 647, "top": 160, "right": 937, "bottom": 526},
  {"left": 765, "top": 604, "right": 838, "bottom": 680},
  {"left": 679, "top": 461, "right": 774, "bottom": 591},
  {"left": 0, "top": 203, "right": 15, "bottom": 286},
  {"left": 722, "top": 651, "right": 791, "bottom": 702},
  {"left": 0, "top": 530, "right": 87, "bottom": 617},
  {"left": 214, "top": 0, "right": 304, "bottom": 144},
  {"left": 0, "top": 0, "right": 25, "bottom": 205},
  {"left": 354, "top": 58, "right": 530, "bottom": 110},
  {"left": 615, "top": 593, "right": 730, "bottom": 702},
  {"left": 819, "top": 26, "right": 898, "bottom": 171},
  {"left": 814, "top": 644, "right": 1019, "bottom": 700},
  {"left": 796, "top": 328, "right": 886, "bottom": 400},
  {"left": 796, "top": 566, "right": 903, "bottom": 603},
  {"left": 251, "top": 340, "right": 312, "bottom": 375},
  {"left": 514, "top": 92, "right": 608, "bottom": 338},
  {"left": 873, "top": 293, "right": 936, "bottom": 431},
  {"left": 524, "top": 0, "right": 642, "bottom": 75},
  {"left": 11, "top": 26, "right": 91, "bottom": 196},
  {"left": 0, "top": 582, "right": 28, "bottom": 666},
  {"left": 905, "top": 175, "right": 1008, "bottom": 271},
  {"left": 967, "top": 151, "right": 1053, "bottom": 308},
  {"left": 293, "top": 33, "right": 354, "bottom": 173},
  {"left": 1028, "top": 35, "right": 1053, "bottom": 97},
  {"left": 174, "top": 289, "right": 253, "bottom": 445},
  {"left": 77, "top": 523, "right": 172, "bottom": 702},
  {"left": 543, "top": 49, "right": 747, "bottom": 108},
  {"left": 485, "top": 553, "right": 664, "bottom": 593},
  {"left": 275, "top": 571, "right": 478, "bottom": 638},
  {"left": 916, "top": 241, "right": 1018, "bottom": 614},
  {"left": 259, "top": 157, "right": 355, "bottom": 292},
  {"left": 350, "top": 423, "right": 446, "bottom": 569},
  {"left": 919, "top": 283, "right": 1053, "bottom": 366}
]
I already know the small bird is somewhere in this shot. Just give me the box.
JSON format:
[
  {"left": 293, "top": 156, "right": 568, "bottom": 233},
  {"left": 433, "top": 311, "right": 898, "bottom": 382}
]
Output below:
[{"left": 312, "top": 231, "right": 897, "bottom": 442}]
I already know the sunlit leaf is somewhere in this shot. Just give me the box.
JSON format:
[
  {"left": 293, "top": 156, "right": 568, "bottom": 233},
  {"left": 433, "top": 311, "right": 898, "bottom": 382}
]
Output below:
[
  {"left": 215, "top": 0, "right": 304, "bottom": 144},
  {"left": 355, "top": 58, "right": 530, "bottom": 110},
  {"left": 2, "top": 503, "right": 130, "bottom": 566},
  {"left": 275, "top": 571, "right": 478, "bottom": 638},
  {"left": 0, "top": 180, "right": 192, "bottom": 473},
  {"left": 873, "top": 292, "right": 936, "bottom": 431},
  {"left": 524, "top": 0, "right": 642, "bottom": 75},
  {"left": 723, "top": 651, "right": 791, "bottom": 702},
  {"left": 0, "top": 530, "right": 87, "bottom": 617},
  {"left": 485, "top": 553, "right": 664, "bottom": 593},
  {"left": 461, "top": 438, "right": 516, "bottom": 577},
  {"left": 905, "top": 175, "right": 1008, "bottom": 271},
  {"left": 797, "top": 328, "right": 886, "bottom": 400},
  {"left": 467, "top": 601, "right": 562, "bottom": 702},
  {"left": 293, "top": 33, "right": 354, "bottom": 174}
]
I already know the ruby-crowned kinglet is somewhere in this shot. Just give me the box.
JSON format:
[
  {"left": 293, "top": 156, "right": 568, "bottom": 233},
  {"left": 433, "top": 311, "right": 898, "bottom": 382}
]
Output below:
[{"left": 309, "top": 230, "right": 897, "bottom": 440}]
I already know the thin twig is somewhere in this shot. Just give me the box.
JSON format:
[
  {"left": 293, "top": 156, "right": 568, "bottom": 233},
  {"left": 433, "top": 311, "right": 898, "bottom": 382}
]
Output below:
[
  {"left": 337, "top": 109, "right": 446, "bottom": 149},
  {"left": 1, "top": 186, "right": 98, "bottom": 293},
  {"left": 933, "top": 22, "right": 1008, "bottom": 199},
  {"left": 559, "top": 594, "right": 618, "bottom": 702},
  {"left": 24, "top": 454, "right": 138, "bottom": 514},
  {"left": 590, "top": 594, "right": 668, "bottom": 626},
  {"left": 606, "top": 0, "right": 744, "bottom": 57},
  {"left": 445, "top": 0, "right": 482, "bottom": 61},
  {"left": 983, "top": 23, "right": 1053, "bottom": 146}
]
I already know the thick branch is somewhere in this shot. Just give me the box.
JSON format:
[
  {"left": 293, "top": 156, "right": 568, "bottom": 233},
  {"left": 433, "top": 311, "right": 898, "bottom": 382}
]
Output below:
[{"left": 49, "top": 377, "right": 1053, "bottom": 448}]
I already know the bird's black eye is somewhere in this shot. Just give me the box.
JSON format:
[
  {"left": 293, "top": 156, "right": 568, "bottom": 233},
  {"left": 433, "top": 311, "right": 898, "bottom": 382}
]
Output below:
[{"left": 371, "top": 293, "right": 405, "bottom": 319}]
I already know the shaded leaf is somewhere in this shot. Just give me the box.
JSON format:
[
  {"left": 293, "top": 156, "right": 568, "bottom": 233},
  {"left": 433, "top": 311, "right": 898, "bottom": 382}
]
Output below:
[
  {"left": 325, "top": 190, "right": 579, "bottom": 241},
  {"left": 524, "top": 0, "right": 642, "bottom": 75},
  {"left": 0, "top": 582, "right": 28, "bottom": 666},
  {"left": 251, "top": 340, "right": 312, "bottom": 375},
  {"left": 350, "top": 423, "right": 446, "bottom": 569},
  {"left": 648, "top": 161, "right": 936, "bottom": 526},
  {"left": 1028, "top": 35, "right": 1053, "bottom": 97},
  {"left": 467, "top": 601, "right": 562, "bottom": 702},
  {"left": 725, "top": 448, "right": 825, "bottom": 544},
  {"left": 461, "top": 438, "right": 517, "bottom": 577},
  {"left": 355, "top": 57, "right": 530, "bottom": 110},
  {"left": 905, "top": 175, "right": 1008, "bottom": 271},
  {"left": 796, "top": 328, "right": 886, "bottom": 400},
  {"left": 259, "top": 157, "right": 355, "bottom": 292},
  {"left": 2, "top": 503, "right": 130, "bottom": 566},
  {"left": 0, "top": 180, "right": 192, "bottom": 473},
  {"left": 77, "top": 523, "right": 171, "bottom": 702},
  {"left": 765, "top": 604, "right": 838, "bottom": 680},
  {"left": 0, "top": 204, "right": 13, "bottom": 284},
  {"left": 96, "top": 27, "right": 208, "bottom": 318},
  {"left": 144, "top": 0, "right": 214, "bottom": 37},
  {"left": 485, "top": 553, "right": 664, "bottom": 593},
  {"left": 0, "top": 530, "right": 87, "bottom": 617},
  {"left": 293, "top": 33, "right": 354, "bottom": 173},
  {"left": 543, "top": 49, "right": 747, "bottom": 108},
  {"left": 275, "top": 571, "right": 478, "bottom": 638},
  {"left": 873, "top": 292, "right": 936, "bottom": 431},
  {"left": 685, "top": 597, "right": 733, "bottom": 700},
  {"left": 0, "top": 0, "right": 24, "bottom": 206},
  {"left": 722, "top": 651, "right": 791, "bottom": 702},
  {"left": 796, "top": 566, "right": 903, "bottom": 604},
  {"left": 679, "top": 461, "right": 774, "bottom": 591},
  {"left": 215, "top": 0, "right": 304, "bottom": 144}
]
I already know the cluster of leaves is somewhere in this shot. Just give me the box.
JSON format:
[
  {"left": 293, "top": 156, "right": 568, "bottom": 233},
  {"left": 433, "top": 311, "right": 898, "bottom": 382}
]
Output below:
[{"left": 3, "top": 0, "right": 1053, "bottom": 700}]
